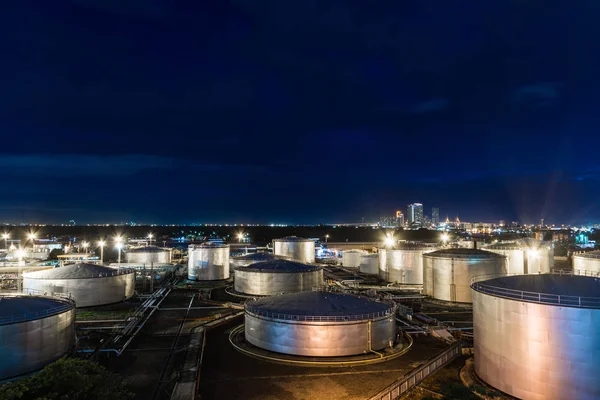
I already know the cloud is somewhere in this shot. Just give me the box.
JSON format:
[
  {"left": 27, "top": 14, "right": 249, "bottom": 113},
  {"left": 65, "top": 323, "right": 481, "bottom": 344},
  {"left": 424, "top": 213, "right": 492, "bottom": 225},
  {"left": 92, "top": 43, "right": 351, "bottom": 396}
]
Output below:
[
  {"left": 412, "top": 98, "right": 449, "bottom": 114},
  {"left": 513, "top": 82, "right": 562, "bottom": 107}
]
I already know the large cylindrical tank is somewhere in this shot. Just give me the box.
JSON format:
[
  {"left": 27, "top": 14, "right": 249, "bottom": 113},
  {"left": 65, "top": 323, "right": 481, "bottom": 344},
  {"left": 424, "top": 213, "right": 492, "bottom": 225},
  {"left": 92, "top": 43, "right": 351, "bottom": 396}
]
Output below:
[
  {"left": 0, "top": 293, "right": 75, "bottom": 380},
  {"left": 423, "top": 249, "right": 507, "bottom": 303},
  {"left": 472, "top": 274, "right": 600, "bottom": 400},
  {"left": 525, "top": 243, "right": 554, "bottom": 274},
  {"left": 23, "top": 263, "right": 136, "bottom": 308},
  {"left": 342, "top": 250, "right": 367, "bottom": 268},
  {"left": 273, "top": 237, "right": 315, "bottom": 263},
  {"left": 188, "top": 243, "right": 230, "bottom": 280},
  {"left": 485, "top": 241, "right": 553, "bottom": 275},
  {"left": 230, "top": 253, "right": 279, "bottom": 269},
  {"left": 359, "top": 254, "right": 379, "bottom": 274},
  {"left": 244, "top": 291, "right": 396, "bottom": 357},
  {"left": 572, "top": 251, "right": 600, "bottom": 275},
  {"left": 484, "top": 243, "right": 526, "bottom": 274},
  {"left": 234, "top": 259, "right": 322, "bottom": 296},
  {"left": 125, "top": 246, "right": 171, "bottom": 265},
  {"left": 378, "top": 244, "right": 437, "bottom": 284}
]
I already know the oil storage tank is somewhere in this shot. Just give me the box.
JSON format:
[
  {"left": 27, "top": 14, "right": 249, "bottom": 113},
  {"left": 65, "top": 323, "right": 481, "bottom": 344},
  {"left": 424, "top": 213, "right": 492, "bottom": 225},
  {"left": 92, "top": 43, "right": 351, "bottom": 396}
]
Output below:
[
  {"left": 378, "top": 244, "right": 437, "bottom": 284},
  {"left": 188, "top": 243, "right": 230, "bottom": 280},
  {"left": 23, "top": 263, "right": 135, "bottom": 307},
  {"left": 273, "top": 237, "right": 315, "bottom": 264},
  {"left": 125, "top": 245, "right": 171, "bottom": 265},
  {"left": 359, "top": 254, "right": 379, "bottom": 275},
  {"left": 423, "top": 249, "right": 506, "bottom": 303},
  {"left": 230, "top": 253, "right": 279, "bottom": 269},
  {"left": 234, "top": 259, "right": 322, "bottom": 296},
  {"left": 244, "top": 291, "right": 397, "bottom": 357},
  {"left": 484, "top": 243, "right": 526, "bottom": 274},
  {"left": 0, "top": 293, "right": 75, "bottom": 380},
  {"left": 342, "top": 250, "right": 367, "bottom": 268},
  {"left": 572, "top": 250, "right": 600, "bottom": 275},
  {"left": 472, "top": 274, "right": 600, "bottom": 400}
]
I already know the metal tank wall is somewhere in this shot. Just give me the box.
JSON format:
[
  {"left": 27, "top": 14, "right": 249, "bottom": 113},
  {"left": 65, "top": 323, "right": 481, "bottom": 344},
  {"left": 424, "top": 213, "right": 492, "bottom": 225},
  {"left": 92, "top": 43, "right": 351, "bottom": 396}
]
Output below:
[
  {"left": 378, "top": 248, "right": 435, "bottom": 284},
  {"left": 188, "top": 245, "right": 230, "bottom": 280},
  {"left": 359, "top": 254, "right": 379, "bottom": 274},
  {"left": 573, "top": 252, "right": 600, "bottom": 274},
  {"left": 125, "top": 249, "right": 171, "bottom": 265},
  {"left": 244, "top": 313, "right": 396, "bottom": 357},
  {"left": 23, "top": 272, "right": 136, "bottom": 307},
  {"left": 423, "top": 254, "right": 506, "bottom": 302},
  {"left": 484, "top": 247, "right": 525, "bottom": 274},
  {"left": 234, "top": 269, "right": 323, "bottom": 296},
  {"left": 273, "top": 239, "right": 315, "bottom": 263},
  {"left": 342, "top": 250, "right": 367, "bottom": 268},
  {"left": 526, "top": 246, "right": 553, "bottom": 274},
  {"left": 472, "top": 289, "right": 600, "bottom": 400},
  {"left": 0, "top": 299, "right": 75, "bottom": 379}
]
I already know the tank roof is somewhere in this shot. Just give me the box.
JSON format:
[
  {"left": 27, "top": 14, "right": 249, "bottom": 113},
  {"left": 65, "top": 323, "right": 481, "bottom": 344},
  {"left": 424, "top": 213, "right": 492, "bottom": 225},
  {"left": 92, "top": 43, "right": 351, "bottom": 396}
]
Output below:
[
  {"left": 424, "top": 248, "right": 505, "bottom": 259},
  {"left": 236, "top": 259, "right": 321, "bottom": 273},
  {"left": 344, "top": 249, "right": 368, "bottom": 254},
  {"left": 485, "top": 243, "right": 523, "bottom": 250},
  {"left": 474, "top": 275, "right": 600, "bottom": 308},
  {"left": 574, "top": 251, "right": 600, "bottom": 259},
  {"left": 0, "top": 295, "right": 74, "bottom": 325},
  {"left": 273, "top": 236, "right": 313, "bottom": 242},
  {"left": 361, "top": 254, "right": 378, "bottom": 258},
  {"left": 23, "top": 263, "right": 132, "bottom": 279},
  {"left": 233, "top": 253, "right": 278, "bottom": 261},
  {"left": 388, "top": 243, "right": 438, "bottom": 251},
  {"left": 189, "top": 242, "right": 229, "bottom": 249},
  {"left": 126, "top": 246, "right": 170, "bottom": 253},
  {"left": 246, "top": 291, "right": 393, "bottom": 317}
]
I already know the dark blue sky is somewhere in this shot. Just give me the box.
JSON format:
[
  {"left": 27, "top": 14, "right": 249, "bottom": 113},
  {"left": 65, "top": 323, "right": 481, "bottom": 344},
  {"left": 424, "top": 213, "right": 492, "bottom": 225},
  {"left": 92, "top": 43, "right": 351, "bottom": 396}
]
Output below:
[{"left": 1, "top": 1, "right": 599, "bottom": 225}]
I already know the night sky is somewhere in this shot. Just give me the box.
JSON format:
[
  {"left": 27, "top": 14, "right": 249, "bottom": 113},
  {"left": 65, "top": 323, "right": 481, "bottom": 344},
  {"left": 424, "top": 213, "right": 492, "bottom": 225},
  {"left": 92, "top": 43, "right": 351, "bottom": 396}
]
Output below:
[{"left": 1, "top": 1, "right": 599, "bottom": 225}]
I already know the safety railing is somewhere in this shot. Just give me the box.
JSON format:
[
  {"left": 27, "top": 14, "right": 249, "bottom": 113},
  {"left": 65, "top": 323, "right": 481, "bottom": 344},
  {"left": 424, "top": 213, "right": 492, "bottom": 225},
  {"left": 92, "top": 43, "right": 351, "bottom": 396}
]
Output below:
[
  {"left": 572, "top": 251, "right": 600, "bottom": 259},
  {"left": 245, "top": 304, "right": 397, "bottom": 322},
  {"left": 368, "top": 341, "right": 461, "bottom": 400},
  {"left": 30, "top": 267, "right": 135, "bottom": 279},
  {"left": 0, "top": 290, "right": 75, "bottom": 325},
  {"left": 470, "top": 272, "right": 600, "bottom": 309}
]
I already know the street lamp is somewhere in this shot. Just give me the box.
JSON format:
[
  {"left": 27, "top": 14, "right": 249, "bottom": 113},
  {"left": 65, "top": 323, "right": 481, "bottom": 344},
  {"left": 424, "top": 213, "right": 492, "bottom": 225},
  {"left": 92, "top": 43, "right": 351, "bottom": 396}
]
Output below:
[
  {"left": 28, "top": 232, "right": 36, "bottom": 252},
  {"left": 237, "top": 233, "right": 244, "bottom": 242},
  {"left": 148, "top": 233, "right": 153, "bottom": 246},
  {"left": 115, "top": 236, "right": 123, "bottom": 266},
  {"left": 384, "top": 233, "right": 395, "bottom": 248},
  {"left": 2, "top": 233, "right": 8, "bottom": 250},
  {"left": 15, "top": 248, "right": 25, "bottom": 292},
  {"left": 325, "top": 234, "right": 329, "bottom": 243},
  {"left": 98, "top": 240, "right": 105, "bottom": 264},
  {"left": 82, "top": 241, "right": 89, "bottom": 254}
]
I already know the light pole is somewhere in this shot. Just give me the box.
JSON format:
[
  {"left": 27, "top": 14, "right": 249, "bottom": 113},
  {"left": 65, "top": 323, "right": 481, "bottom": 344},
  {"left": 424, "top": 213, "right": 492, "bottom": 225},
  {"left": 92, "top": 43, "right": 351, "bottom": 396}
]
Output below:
[
  {"left": 325, "top": 234, "right": 329, "bottom": 243},
  {"left": 16, "top": 248, "right": 25, "bottom": 292},
  {"left": 2, "top": 233, "right": 8, "bottom": 250},
  {"left": 82, "top": 241, "right": 89, "bottom": 255},
  {"left": 98, "top": 240, "right": 105, "bottom": 264},
  {"left": 148, "top": 233, "right": 153, "bottom": 246},
  {"left": 237, "top": 233, "right": 244, "bottom": 243},
  {"left": 115, "top": 236, "right": 123, "bottom": 266},
  {"left": 28, "top": 232, "right": 36, "bottom": 255}
]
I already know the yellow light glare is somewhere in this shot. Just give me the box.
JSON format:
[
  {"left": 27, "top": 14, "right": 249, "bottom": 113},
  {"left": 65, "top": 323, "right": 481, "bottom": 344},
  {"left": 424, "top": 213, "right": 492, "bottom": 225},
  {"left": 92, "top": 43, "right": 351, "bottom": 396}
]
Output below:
[{"left": 384, "top": 236, "right": 395, "bottom": 247}]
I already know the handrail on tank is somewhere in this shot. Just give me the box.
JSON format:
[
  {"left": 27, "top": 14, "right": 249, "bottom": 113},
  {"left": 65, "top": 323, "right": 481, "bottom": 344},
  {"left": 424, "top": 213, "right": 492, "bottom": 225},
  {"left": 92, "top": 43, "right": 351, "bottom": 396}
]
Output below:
[
  {"left": 244, "top": 302, "right": 397, "bottom": 322},
  {"left": 470, "top": 271, "right": 600, "bottom": 309},
  {"left": 0, "top": 289, "right": 75, "bottom": 325}
]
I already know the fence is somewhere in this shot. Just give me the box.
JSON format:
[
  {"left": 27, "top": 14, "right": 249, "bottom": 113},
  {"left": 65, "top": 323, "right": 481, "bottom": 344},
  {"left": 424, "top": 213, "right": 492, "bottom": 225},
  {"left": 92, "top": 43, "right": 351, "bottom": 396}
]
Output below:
[{"left": 368, "top": 341, "right": 461, "bottom": 400}]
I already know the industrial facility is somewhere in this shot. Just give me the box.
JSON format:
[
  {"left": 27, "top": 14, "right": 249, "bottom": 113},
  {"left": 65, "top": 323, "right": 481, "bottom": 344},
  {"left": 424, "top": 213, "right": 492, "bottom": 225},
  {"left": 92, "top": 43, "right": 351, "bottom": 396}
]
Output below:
[
  {"left": 233, "top": 259, "right": 323, "bottom": 296},
  {"left": 125, "top": 245, "right": 172, "bottom": 265},
  {"left": 359, "top": 253, "right": 379, "bottom": 274},
  {"left": 23, "top": 263, "right": 136, "bottom": 307},
  {"left": 341, "top": 249, "right": 367, "bottom": 268},
  {"left": 572, "top": 250, "right": 600, "bottom": 275},
  {"left": 0, "top": 293, "right": 75, "bottom": 380},
  {"left": 472, "top": 274, "right": 600, "bottom": 400},
  {"left": 423, "top": 249, "right": 507, "bottom": 302},
  {"left": 244, "top": 291, "right": 397, "bottom": 357},
  {"left": 230, "top": 252, "right": 279, "bottom": 269},
  {"left": 272, "top": 236, "right": 315, "bottom": 263},
  {"left": 484, "top": 241, "right": 553, "bottom": 275},
  {"left": 188, "top": 243, "right": 230, "bottom": 281},
  {"left": 378, "top": 243, "right": 437, "bottom": 284}
]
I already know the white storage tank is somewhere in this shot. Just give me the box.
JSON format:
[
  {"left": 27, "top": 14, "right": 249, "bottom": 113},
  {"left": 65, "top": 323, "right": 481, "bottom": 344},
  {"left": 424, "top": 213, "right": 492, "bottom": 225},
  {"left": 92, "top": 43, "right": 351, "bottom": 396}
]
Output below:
[
  {"left": 125, "top": 245, "right": 171, "bottom": 265},
  {"left": 230, "top": 253, "right": 279, "bottom": 269},
  {"left": 472, "top": 274, "right": 600, "bottom": 400},
  {"left": 359, "top": 254, "right": 379, "bottom": 275},
  {"left": 423, "top": 249, "right": 507, "bottom": 303},
  {"left": 342, "top": 250, "right": 367, "bottom": 268},
  {"left": 188, "top": 243, "right": 230, "bottom": 280},
  {"left": 378, "top": 244, "right": 437, "bottom": 284},
  {"left": 23, "top": 263, "right": 136, "bottom": 307},
  {"left": 484, "top": 243, "right": 526, "bottom": 274},
  {"left": 234, "top": 259, "right": 323, "bottom": 296},
  {"left": 573, "top": 251, "right": 600, "bottom": 275},
  {"left": 0, "top": 293, "right": 76, "bottom": 379},
  {"left": 244, "top": 291, "right": 396, "bottom": 357},
  {"left": 273, "top": 237, "right": 315, "bottom": 263}
]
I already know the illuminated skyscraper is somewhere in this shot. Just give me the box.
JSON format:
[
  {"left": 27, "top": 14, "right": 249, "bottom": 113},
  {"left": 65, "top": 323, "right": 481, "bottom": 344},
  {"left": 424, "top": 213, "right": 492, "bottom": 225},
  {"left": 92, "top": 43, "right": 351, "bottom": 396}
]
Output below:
[
  {"left": 407, "top": 203, "right": 424, "bottom": 227},
  {"left": 432, "top": 208, "right": 440, "bottom": 226}
]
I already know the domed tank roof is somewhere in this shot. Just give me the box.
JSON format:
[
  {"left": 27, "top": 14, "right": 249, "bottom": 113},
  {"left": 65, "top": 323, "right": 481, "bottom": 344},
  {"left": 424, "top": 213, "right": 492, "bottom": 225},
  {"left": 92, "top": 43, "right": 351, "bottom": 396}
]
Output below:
[
  {"left": 246, "top": 291, "right": 394, "bottom": 317},
  {"left": 574, "top": 250, "right": 600, "bottom": 259},
  {"left": 232, "top": 253, "right": 279, "bottom": 262},
  {"left": 390, "top": 243, "right": 437, "bottom": 250},
  {"left": 0, "top": 295, "right": 74, "bottom": 325},
  {"left": 485, "top": 243, "right": 523, "bottom": 250},
  {"left": 236, "top": 259, "right": 321, "bottom": 273},
  {"left": 273, "top": 236, "right": 313, "bottom": 242},
  {"left": 23, "top": 263, "right": 130, "bottom": 279},
  {"left": 425, "top": 248, "right": 506, "bottom": 259},
  {"left": 126, "top": 246, "right": 169, "bottom": 253},
  {"left": 189, "top": 242, "right": 229, "bottom": 249}
]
